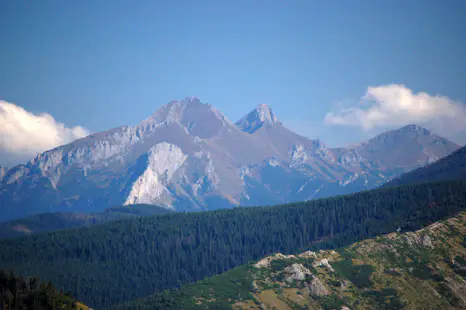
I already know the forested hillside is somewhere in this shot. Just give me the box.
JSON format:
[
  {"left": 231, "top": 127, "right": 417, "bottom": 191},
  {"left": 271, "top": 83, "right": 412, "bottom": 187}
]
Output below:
[
  {"left": 0, "top": 204, "right": 172, "bottom": 238},
  {"left": 120, "top": 211, "right": 466, "bottom": 309},
  {"left": 0, "top": 269, "right": 88, "bottom": 310},
  {"left": 0, "top": 180, "right": 465, "bottom": 308},
  {"left": 385, "top": 145, "right": 466, "bottom": 187}
]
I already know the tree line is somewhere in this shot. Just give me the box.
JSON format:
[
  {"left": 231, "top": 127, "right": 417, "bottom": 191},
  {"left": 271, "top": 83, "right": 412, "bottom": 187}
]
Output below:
[{"left": 0, "top": 180, "right": 465, "bottom": 308}]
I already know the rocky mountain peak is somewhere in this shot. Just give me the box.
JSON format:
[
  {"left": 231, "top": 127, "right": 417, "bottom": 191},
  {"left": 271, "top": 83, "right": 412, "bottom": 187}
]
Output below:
[
  {"left": 141, "top": 97, "right": 233, "bottom": 138},
  {"left": 236, "top": 104, "right": 281, "bottom": 133},
  {"left": 256, "top": 104, "right": 277, "bottom": 123},
  {"left": 398, "top": 124, "right": 432, "bottom": 136}
]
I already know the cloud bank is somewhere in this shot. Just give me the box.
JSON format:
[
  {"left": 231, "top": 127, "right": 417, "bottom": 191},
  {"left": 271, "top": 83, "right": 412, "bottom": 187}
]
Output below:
[
  {"left": 0, "top": 100, "right": 89, "bottom": 166},
  {"left": 324, "top": 84, "right": 466, "bottom": 143}
]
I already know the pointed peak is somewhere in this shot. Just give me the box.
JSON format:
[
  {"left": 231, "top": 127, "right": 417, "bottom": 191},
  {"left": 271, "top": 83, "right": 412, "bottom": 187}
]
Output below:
[
  {"left": 255, "top": 104, "right": 277, "bottom": 123},
  {"left": 255, "top": 103, "right": 277, "bottom": 124},
  {"left": 236, "top": 104, "right": 281, "bottom": 133},
  {"left": 399, "top": 124, "right": 430, "bottom": 134},
  {"left": 181, "top": 96, "right": 201, "bottom": 104}
]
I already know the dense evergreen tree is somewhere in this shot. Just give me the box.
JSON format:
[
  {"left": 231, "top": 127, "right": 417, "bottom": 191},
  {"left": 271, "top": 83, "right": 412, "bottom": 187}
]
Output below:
[
  {"left": 0, "top": 180, "right": 465, "bottom": 308},
  {"left": 0, "top": 269, "right": 85, "bottom": 310}
]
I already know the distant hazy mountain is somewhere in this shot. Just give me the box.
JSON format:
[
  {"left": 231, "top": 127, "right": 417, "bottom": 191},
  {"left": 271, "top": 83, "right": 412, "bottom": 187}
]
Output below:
[
  {"left": 0, "top": 204, "right": 172, "bottom": 238},
  {"left": 385, "top": 144, "right": 466, "bottom": 187},
  {"left": 0, "top": 97, "right": 459, "bottom": 221}
]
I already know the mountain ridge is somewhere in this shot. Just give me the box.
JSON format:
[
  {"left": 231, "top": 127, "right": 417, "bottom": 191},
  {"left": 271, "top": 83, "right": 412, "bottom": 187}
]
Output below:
[
  {"left": 126, "top": 210, "right": 466, "bottom": 309},
  {"left": 384, "top": 144, "right": 466, "bottom": 187},
  {"left": 0, "top": 97, "right": 459, "bottom": 221}
]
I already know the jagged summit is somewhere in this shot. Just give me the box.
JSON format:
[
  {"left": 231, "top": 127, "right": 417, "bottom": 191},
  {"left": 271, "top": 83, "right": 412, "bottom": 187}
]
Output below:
[{"left": 236, "top": 104, "right": 281, "bottom": 133}]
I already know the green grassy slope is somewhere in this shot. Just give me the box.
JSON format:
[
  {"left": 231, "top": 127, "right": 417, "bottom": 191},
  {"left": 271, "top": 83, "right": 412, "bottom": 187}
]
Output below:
[{"left": 117, "top": 211, "right": 466, "bottom": 309}]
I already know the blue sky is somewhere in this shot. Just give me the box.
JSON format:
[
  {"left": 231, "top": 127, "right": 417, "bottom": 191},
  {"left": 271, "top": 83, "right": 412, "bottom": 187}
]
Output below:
[{"left": 1, "top": 0, "right": 466, "bottom": 165}]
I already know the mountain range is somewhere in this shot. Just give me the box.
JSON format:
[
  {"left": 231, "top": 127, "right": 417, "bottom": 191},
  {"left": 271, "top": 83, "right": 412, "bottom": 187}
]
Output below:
[{"left": 0, "top": 97, "right": 459, "bottom": 221}]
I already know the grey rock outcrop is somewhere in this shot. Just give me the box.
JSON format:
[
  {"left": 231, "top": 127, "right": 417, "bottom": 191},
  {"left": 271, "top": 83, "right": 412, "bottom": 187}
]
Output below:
[{"left": 0, "top": 98, "right": 459, "bottom": 221}]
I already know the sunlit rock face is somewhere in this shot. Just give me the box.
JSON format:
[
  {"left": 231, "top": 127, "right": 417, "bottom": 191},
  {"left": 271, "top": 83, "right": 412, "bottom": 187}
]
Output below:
[{"left": 0, "top": 98, "right": 459, "bottom": 221}]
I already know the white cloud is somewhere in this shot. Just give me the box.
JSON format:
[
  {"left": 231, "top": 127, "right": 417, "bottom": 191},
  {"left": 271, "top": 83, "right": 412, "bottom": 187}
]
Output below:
[
  {"left": 0, "top": 100, "right": 89, "bottom": 165},
  {"left": 324, "top": 84, "right": 466, "bottom": 143}
]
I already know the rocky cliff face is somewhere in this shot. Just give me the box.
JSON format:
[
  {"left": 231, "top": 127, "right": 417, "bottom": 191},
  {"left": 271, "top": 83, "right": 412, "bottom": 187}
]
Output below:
[{"left": 0, "top": 97, "right": 459, "bottom": 221}]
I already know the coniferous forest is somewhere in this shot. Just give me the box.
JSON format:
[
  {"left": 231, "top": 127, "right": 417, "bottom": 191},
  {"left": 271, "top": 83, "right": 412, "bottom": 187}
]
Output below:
[
  {"left": 0, "top": 180, "right": 465, "bottom": 308},
  {"left": 0, "top": 269, "right": 86, "bottom": 310}
]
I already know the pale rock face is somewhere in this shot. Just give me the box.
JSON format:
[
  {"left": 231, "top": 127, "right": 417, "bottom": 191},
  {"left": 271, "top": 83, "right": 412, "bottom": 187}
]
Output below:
[
  {"left": 290, "top": 145, "right": 309, "bottom": 168},
  {"left": 284, "top": 263, "right": 313, "bottom": 282},
  {"left": 0, "top": 96, "right": 460, "bottom": 221},
  {"left": 290, "top": 143, "right": 333, "bottom": 168},
  {"left": 124, "top": 142, "right": 187, "bottom": 206},
  {"left": 239, "top": 166, "right": 251, "bottom": 181},
  {"left": 298, "top": 251, "right": 318, "bottom": 259},
  {"left": 308, "top": 276, "right": 330, "bottom": 297},
  {"left": 4, "top": 165, "right": 29, "bottom": 185},
  {"left": 236, "top": 104, "right": 280, "bottom": 133},
  {"left": 312, "top": 140, "right": 334, "bottom": 162},
  {"left": 267, "top": 156, "right": 280, "bottom": 167},
  {"left": 404, "top": 232, "right": 422, "bottom": 247},
  {"left": 313, "top": 258, "right": 335, "bottom": 272},
  {"left": 256, "top": 104, "right": 278, "bottom": 124},
  {"left": 190, "top": 151, "right": 219, "bottom": 196},
  {"left": 338, "top": 150, "right": 364, "bottom": 169},
  {"left": 253, "top": 253, "right": 296, "bottom": 268},
  {"left": 339, "top": 173, "right": 360, "bottom": 187},
  {"left": 422, "top": 235, "right": 433, "bottom": 248},
  {"left": 28, "top": 125, "right": 150, "bottom": 179}
]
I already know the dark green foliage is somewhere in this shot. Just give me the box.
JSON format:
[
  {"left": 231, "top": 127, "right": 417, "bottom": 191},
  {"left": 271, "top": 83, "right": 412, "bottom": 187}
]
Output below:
[
  {"left": 383, "top": 269, "right": 402, "bottom": 277},
  {"left": 0, "top": 269, "right": 83, "bottom": 310},
  {"left": 437, "top": 283, "right": 460, "bottom": 306},
  {"left": 453, "top": 268, "right": 466, "bottom": 278},
  {"left": 0, "top": 180, "right": 466, "bottom": 308},
  {"left": 362, "top": 288, "right": 404, "bottom": 310},
  {"left": 0, "top": 203, "right": 171, "bottom": 238},
  {"left": 455, "top": 255, "right": 466, "bottom": 266},
  {"left": 407, "top": 260, "right": 437, "bottom": 280},
  {"left": 270, "top": 259, "right": 293, "bottom": 271},
  {"left": 328, "top": 279, "right": 341, "bottom": 287},
  {"left": 319, "top": 295, "right": 345, "bottom": 310},
  {"left": 332, "top": 259, "right": 374, "bottom": 288}
]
